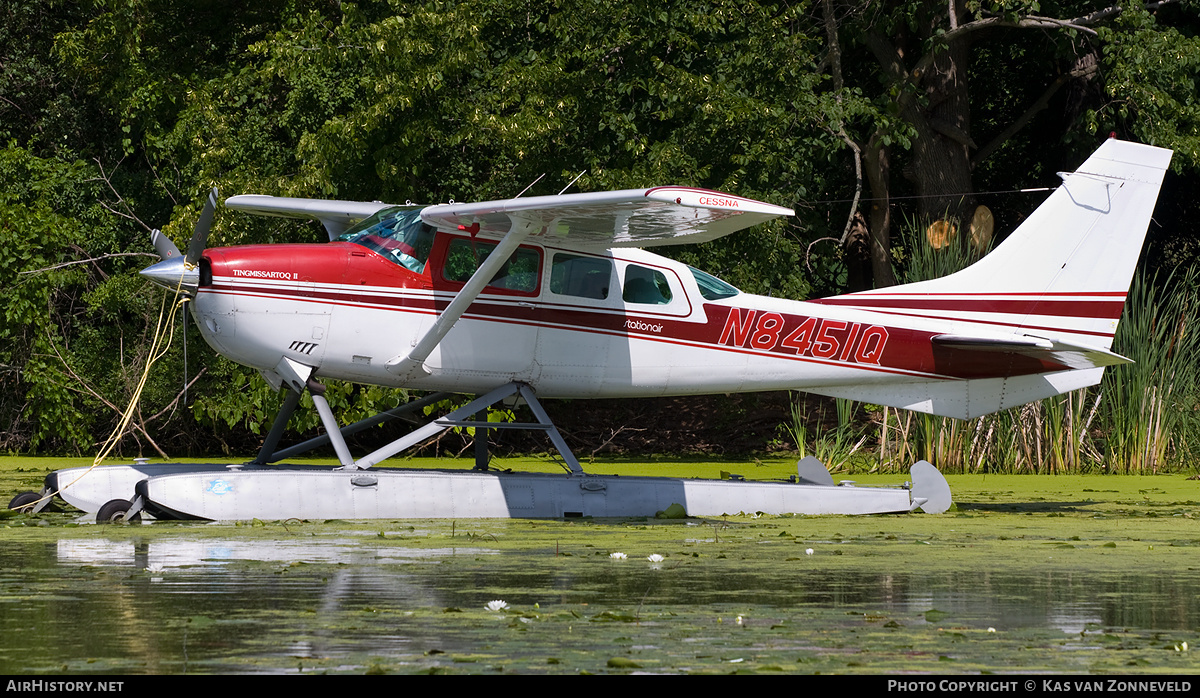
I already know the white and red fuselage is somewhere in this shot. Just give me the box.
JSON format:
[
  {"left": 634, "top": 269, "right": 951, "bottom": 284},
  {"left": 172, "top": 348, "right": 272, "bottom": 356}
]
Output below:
[
  {"left": 193, "top": 236, "right": 1112, "bottom": 405},
  {"left": 186, "top": 139, "right": 1171, "bottom": 420}
]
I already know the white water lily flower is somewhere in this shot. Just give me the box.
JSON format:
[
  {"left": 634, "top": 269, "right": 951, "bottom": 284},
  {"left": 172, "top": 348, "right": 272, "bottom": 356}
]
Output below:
[
  {"left": 485, "top": 600, "right": 509, "bottom": 612},
  {"left": 609, "top": 552, "right": 627, "bottom": 559},
  {"left": 647, "top": 554, "right": 664, "bottom": 563},
  {"left": 145, "top": 564, "right": 164, "bottom": 573},
  {"left": 805, "top": 548, "right": 814, "bottom": 556}
]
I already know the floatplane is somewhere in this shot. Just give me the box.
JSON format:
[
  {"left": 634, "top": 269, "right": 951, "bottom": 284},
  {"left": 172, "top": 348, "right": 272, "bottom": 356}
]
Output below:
[{"left": 13, "top": 138, "right": 1170, "bottom": 521}]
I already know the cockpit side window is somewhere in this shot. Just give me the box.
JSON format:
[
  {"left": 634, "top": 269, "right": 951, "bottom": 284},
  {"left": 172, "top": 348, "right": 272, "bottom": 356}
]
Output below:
[
  {"left": 688, "top": 266, "right": 740, "bottom": 300},
  {"left": 337, "top": 206, "right": 435, "bottom": 274},
  {"left": 442, "top": 237, "right": 542, "bottom": 293}
]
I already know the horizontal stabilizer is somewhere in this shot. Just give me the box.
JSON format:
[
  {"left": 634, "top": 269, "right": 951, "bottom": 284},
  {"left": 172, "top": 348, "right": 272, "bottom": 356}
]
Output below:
[
  {"left": 807, "top": 368, "right": 1105, "bottom": 420},
  {"left": 932, "top": 334, "right": 1132, "bottom": 370}
]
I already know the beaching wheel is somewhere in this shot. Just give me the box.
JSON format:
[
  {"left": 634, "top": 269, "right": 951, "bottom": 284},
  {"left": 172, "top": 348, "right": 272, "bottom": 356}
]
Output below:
[
  {"left": 8, "top": 491, "right": 40, "bottom": 513},
  {"left": 97, "top": 498, "right": 141, "bottom": 523}
]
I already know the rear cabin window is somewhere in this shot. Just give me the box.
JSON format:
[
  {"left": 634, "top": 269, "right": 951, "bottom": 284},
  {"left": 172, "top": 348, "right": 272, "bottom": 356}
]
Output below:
[
  {"left": 622, "top": 265, "right": 673, "bottom": 305},
  {"left": 337, "top": 206, "right": 435, "bottom": 274},
  {"left": 442, "top": 238, "right": 541, "bottom": 293},
  {"left": 550, "top": 253, "right": 613, "bottom": 300}
]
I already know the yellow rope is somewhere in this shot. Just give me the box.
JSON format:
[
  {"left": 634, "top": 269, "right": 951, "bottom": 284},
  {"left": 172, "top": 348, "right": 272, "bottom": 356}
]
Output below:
[
  {"left": 90, "top": 293, "right": 187, "bottom": 468},
  {"left": 11, "top": 271, "right": 189, "bottom": 511}
]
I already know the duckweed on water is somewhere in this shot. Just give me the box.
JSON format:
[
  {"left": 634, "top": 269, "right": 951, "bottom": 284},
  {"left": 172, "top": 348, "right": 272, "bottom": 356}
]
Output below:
[{"left": 2, "top": 457, "right": 1199, "bottom": 674}]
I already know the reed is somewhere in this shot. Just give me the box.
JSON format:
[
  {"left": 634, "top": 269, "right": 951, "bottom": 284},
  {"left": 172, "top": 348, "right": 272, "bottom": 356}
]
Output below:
[
  {"left": 892, "top": 213, "right": 988, "bottom": 286},
  {"left": 1097, "top": 267, "right": 1200, "bottom": 473},
  {"left": 788, "top": 394, "right": 870, "bottom": 473},
  {"left": 871, "top": 221, "right": 1199, "bottom": 474}
]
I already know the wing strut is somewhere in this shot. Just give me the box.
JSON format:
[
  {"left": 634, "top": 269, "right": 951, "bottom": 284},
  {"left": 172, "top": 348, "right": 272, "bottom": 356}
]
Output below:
[{"left": 385, "top": 215, "right": 539, "bottom": 380}]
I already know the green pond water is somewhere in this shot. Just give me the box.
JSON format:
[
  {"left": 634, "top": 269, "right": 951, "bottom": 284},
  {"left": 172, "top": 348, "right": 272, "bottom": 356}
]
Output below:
[{"left": 2, "top": 459, "right": 1199, "bottom": 674}]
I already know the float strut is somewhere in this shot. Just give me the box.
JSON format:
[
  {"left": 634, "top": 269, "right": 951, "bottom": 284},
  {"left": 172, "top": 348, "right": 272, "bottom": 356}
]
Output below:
[
  {"left": 251, "top": 388, "right": 452, "bottom": 465},
  {"left": 352, "top": 382, "right": 583, "bottom": 473},
  {"left": 251, "top": 387, "right": 303, "bottom": 465},
  {"left": 308, "top": 380, "right": 355, "bottom": 467},
  {"left": 473, "top": 403, "right": 490, "bottom": 471}
]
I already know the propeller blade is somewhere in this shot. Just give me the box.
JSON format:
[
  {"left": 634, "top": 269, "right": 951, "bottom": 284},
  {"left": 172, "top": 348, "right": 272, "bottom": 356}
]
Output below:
[
  {"left": 150, "top": 229, "right": 182, "bottom": 261},
  {"left": 185, "top": 187, "right": 219, "bottom": 266}
]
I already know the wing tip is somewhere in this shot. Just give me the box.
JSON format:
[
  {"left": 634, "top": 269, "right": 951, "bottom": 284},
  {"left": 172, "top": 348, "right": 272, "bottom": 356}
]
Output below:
[{"left": 644, "top": 186, "right": 794, "bottom": 217}]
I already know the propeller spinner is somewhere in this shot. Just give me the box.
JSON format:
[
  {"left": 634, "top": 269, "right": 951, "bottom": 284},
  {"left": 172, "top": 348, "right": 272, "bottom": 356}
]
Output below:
[{"left": 140, "top": 187, "right": 218, "bottom": 294}]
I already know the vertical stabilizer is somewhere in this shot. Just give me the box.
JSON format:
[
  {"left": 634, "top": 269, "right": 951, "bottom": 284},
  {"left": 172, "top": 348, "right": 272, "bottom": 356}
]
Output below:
[
  {"left": 805, "top": 139, "right": 1172, "bottom": 419},
  {"left": 822, "top": 139, "right": 1172, "bottom": 350}
]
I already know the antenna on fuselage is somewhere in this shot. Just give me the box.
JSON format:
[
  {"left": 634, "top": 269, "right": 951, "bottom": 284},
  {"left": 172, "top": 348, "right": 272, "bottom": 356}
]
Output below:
[
  {"left": 514, "top": 173, "right": 546, "bottom": 199},
  {"left": 558, "top": 170, "right": 586, "bottom": 195}
]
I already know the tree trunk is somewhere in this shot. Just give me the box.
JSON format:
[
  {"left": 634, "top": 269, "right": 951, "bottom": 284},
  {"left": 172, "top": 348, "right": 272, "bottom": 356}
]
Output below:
[
  {"left": 907, "top": 34, "right": 976, "bottom": 226},
  {"left": 862, "top": 131, "right": 897, "bottom": 288},
  {"left": 865, "top": 1, "right": 977, "bottom": 265}
]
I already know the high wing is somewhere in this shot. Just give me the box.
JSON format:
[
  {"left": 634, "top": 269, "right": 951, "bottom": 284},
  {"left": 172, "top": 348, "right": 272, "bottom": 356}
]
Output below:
[
  {"left": 225, "top": 195, "right": 395, "bottom": 240},
  {"left": 420, "top": 187, "right": 794, "bottom": 248},
  {"left": 227, "top": 187, "right": 793, "bottom": 246}
]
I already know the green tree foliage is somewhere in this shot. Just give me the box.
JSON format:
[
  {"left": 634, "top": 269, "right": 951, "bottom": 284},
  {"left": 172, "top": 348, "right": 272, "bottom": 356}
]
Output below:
[
  {"left": 152, "top": 0, "right": 850, "bottom": 297},
  {"left": 1091, "top": 4, "right": 1200, "bottom": 166},
  {"left": 1, "top": 0, "right": 1198, "bottom": 456},
  {"left": 825, "top": 0, "right": 1200, "bottom": 286},
  {"left": 0, "top": 1, "right": 106, "bottom": 158},
  {"left": 0, "top": 146, "right": 161, "bottom": 452}
]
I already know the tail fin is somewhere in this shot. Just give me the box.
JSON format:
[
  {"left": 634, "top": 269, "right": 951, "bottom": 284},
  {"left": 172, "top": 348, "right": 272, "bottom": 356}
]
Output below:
[
  {"left": 806, "top": 139, "right": 1172, "bottom": 419},
  {"left": 824, "top": 139, "right": 1172, "bottom": 351}
]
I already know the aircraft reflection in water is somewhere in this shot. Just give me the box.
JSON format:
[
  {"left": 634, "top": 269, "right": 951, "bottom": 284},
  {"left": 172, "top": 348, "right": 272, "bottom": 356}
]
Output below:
[
  {"left": 0, "top": 532, "right": 1189, "bottom": 674},
  {"left": 35, "top": 138, "right": 1171, "bottom": 521}
]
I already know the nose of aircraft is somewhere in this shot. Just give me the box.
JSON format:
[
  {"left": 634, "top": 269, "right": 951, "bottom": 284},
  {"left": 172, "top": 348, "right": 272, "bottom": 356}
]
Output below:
[
  {"left": 140, "top": 255, "right": 199, "bottom": 295},
  {"left": 139, "top": 187, "right": 218, "bottom": 296}
]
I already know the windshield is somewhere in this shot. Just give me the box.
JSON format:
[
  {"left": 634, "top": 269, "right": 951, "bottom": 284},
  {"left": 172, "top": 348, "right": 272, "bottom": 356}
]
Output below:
[
  {"left": 337, "top": 206, "right": 435, "bottom": 274},
  {"left": 689, "top": 266, "right": 740, "bottom": 300}
]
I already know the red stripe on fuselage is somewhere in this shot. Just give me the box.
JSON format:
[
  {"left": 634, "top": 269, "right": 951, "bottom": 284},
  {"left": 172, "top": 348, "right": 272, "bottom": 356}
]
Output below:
[
  {"left": 811, "top": 295, "right": 1125, "bottom": 320},
  {"left": 205, "top": 277, "right": 1070, "bottom": 380},
  {"left": 200, "top": 243, "right": 1074, "bottom": 382},
  {"left": 814, "top": 307, "right": 1117, "bottom": 339}
]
